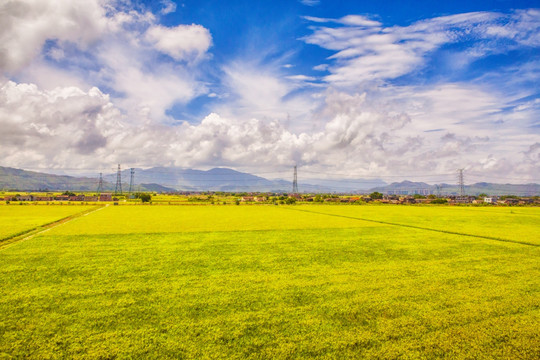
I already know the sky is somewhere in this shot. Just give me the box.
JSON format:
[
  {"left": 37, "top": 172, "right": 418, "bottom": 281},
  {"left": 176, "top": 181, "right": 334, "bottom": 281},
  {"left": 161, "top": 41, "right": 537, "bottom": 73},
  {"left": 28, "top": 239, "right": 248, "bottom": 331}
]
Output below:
[{"left": 0, "top": 0, "right": 539, "bottom": 184}]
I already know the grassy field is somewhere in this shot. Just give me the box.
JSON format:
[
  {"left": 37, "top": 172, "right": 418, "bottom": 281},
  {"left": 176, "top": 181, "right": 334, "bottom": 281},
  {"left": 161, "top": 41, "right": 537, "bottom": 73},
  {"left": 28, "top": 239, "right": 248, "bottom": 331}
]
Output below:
[
  {"left": 289, "top": 204, "right": 540, "bottom": 245},
  {"left": 0, "top": 205, "right": 96, "bottom": 243},
  {"left": 0, "top": 205, "right": 539, "bottom": 359}
]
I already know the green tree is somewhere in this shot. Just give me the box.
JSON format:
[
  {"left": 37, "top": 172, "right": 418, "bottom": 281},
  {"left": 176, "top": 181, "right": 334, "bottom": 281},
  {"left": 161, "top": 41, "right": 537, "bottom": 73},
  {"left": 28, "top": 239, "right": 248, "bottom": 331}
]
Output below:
[
  {"left": 139, "top": 193, "right": 151, "bottom": 203},
  {"left": 285, "top": 197, "right": 296, "bottom": 204},
  {"left": 370, "top": 192, "right": 383, "bottom": 199},
  {"left": 431, "top": 198, "right": 448, "bottom": 204}
]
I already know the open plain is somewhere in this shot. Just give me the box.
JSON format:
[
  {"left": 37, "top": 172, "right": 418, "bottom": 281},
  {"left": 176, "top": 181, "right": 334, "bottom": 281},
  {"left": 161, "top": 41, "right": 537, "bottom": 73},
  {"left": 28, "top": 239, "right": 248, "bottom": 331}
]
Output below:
[{"left": 0, "top": 204, "right": 539, "bottom": 359}]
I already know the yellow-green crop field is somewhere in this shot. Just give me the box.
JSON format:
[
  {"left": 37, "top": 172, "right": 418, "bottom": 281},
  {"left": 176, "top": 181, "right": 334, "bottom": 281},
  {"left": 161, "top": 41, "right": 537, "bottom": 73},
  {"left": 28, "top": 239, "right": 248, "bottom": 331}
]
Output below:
[
  {"left": 0, "top": 204, "right": 539, "bottom": 359},
  {"left": 0, "top": 205, "right": 96, "bottom": 243}
]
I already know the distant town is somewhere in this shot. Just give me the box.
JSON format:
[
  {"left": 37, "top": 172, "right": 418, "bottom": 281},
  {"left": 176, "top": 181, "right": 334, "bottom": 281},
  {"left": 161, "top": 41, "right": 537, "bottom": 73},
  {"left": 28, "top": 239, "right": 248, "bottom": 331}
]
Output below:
[{"left": 3, "top": 191, "right": 539, "bottom": 206}]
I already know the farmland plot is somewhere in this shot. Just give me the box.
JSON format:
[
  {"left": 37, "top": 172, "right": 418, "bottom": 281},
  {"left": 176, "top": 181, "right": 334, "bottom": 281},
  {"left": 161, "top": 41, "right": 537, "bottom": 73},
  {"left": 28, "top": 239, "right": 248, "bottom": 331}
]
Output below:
[
  {"left": 0, "top": 205, "right": 539, "bottom": 359},
  {"left": 0, "top": 205, "right": 96, "bottom": 243}
]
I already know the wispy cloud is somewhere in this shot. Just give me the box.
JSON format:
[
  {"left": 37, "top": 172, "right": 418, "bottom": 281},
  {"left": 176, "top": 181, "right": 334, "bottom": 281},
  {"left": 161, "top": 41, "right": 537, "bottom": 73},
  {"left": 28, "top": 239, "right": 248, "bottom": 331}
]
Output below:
[
  {"left": 300, "top": 0, "right": 320, "bottom": 7},
  {"left": 160, "top": 0, "right": 177, "bottom": 15},
  {"left": 303, "top": 10, "right": 540, "bottom": 86}
]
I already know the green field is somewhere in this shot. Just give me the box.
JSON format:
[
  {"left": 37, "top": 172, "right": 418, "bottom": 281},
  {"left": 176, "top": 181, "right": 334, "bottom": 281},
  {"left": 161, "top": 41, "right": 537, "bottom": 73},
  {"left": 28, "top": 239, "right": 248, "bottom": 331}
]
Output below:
[
  {"left": 0, "top": 205, "right": 97, "bottom": 243},
  {"left": 0, "top": 205, "right": 539, "bottom": 359}
]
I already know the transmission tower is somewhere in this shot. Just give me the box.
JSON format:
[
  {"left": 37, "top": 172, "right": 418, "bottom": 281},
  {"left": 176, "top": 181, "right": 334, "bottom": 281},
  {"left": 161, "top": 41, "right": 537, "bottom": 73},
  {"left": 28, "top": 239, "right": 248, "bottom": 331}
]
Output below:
[
  {"left": 97, "top": 173, "right": 103, "bottom": 194},
  {"left": 457, "top": 169, "right": 465, "bottom": 200},
  {"left": 128, "top": 168, "right": 135, "bottom": 194},
  {"left": 114, "top": 164, "right": 123, "bottom": 195},
  {"left": 292, "top": 165, "right": 299, "bottom": 194}
]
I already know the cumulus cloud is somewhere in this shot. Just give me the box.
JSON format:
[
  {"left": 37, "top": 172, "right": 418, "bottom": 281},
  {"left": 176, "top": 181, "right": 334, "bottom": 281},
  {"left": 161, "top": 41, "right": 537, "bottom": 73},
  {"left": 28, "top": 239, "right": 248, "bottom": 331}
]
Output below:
[
  {"left": 0, "top": 0, "right": 213, "bottom": 123},
  {"left": 1, "top": 78, "right": 538, "bottom": 182},
  {"left": 145, "top": 24, "right": 212, "bottom": 62},
  {"left": 0, "top": 0, "right": 106, "bottom": 73},
  {"left": 0, "top": 81, "right": 116, "bottom": 168}
]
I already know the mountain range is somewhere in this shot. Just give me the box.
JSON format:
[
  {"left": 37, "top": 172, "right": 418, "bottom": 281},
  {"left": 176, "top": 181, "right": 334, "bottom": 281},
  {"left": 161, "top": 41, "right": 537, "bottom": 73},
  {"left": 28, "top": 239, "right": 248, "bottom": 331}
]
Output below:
[
  {"left": 370, "top": 181, "right": 539, "bottom": 196},
  {"left": 0, "top": 166, "right": 538, "bottom": 195}
]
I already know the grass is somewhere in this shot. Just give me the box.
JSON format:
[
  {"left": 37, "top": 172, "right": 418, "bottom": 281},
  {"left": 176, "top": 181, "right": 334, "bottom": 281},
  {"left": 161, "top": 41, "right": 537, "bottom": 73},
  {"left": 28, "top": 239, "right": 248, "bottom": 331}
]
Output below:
[
  {"left": 0, "top": 205, "right": 96, "bottom": 243},
  {"left": 44, "top": 205, "right": 378, "bottom": 235},
  {"left": 290, "top": 204, "right": 540, "bottom": 245},
  {"left": 0, "top": 205, "right": 539, "bottom": 359}
]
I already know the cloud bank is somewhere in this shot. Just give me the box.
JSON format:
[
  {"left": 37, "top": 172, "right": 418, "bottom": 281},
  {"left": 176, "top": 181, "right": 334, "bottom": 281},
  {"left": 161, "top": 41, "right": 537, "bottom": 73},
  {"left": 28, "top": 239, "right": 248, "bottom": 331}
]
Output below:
[{"left": 0, "top": 1, "right": 538, "bottom": 183}]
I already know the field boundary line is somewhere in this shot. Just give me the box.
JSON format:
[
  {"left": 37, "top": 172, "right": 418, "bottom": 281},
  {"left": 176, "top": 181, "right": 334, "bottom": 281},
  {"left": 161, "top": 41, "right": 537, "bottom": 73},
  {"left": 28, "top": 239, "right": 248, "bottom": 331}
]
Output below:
[
  {"left": 0, "top": 205, "right": 108, "bottom": 251},
  {"left": 282, "top": 207, "right": 539, "bottom": 247}
]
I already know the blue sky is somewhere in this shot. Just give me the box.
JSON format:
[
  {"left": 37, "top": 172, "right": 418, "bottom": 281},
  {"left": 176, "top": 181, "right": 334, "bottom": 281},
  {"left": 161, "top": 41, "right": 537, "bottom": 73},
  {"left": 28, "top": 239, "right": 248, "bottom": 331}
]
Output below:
[{"left": 0, "top": 0, "right": 539, "bottom": 183}]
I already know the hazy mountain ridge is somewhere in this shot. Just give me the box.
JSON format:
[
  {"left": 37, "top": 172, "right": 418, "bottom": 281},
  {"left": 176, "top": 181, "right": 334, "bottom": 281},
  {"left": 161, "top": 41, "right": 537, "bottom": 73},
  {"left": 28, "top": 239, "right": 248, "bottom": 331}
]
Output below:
[
  {"left": 0, "top": 166, "right": 176, "bottom": 192},
  {"left": 369, "top": 181, "right": 539, "bottom": 196},
  {"left": 1, "top": 166, "right": 537, "bottom": 195}
]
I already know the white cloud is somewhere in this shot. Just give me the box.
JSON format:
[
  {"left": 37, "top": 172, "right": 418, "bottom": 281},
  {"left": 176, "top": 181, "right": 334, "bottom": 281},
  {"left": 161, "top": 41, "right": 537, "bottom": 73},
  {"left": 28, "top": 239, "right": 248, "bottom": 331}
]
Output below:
[
  {"left": 338, "top": 15, "right": 382, "bottom": 27},
  {"left": 160, "top": 0, "right": 177, "bottom": 15},
  {"left": 0, "top": 81, "right": 117, "bottom": 168},
  {"left": 217, "top": 62, "right": 319, "bottom": 127},
  {"left": 145, "top": 24, "right": 212, "bottom": 62},
  {"left": 286, "top": 75, "right": 317, "bottom": 82},
  {"left": 95, "top": 40, "right": 204, "bottom": 122},
  {"left": 0, "top": 0, "right": 106, "bottom": 73},
  {"left": 303, "top": 10, "right": 540, "bottom": 86},
  {"left": 0, "top": 2, "right": 538, "bottom": 184},
  {"left": 303, "top": 15, "right": 381, "bottom": 27},
  {"left": 0, "top": 0, "right": 213, "bottom": 124},
  {"left": 300, "top": 0, "right": 320, "bottom": 6},
  {"left": 1, "top": 79, "right": 538, "bottom": 182}
]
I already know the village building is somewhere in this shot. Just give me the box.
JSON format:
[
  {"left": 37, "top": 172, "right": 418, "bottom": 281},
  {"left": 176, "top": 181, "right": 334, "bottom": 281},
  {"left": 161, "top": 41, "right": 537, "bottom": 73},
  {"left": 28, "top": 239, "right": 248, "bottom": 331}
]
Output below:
[{"left": 99, "top": 193, "right": 112, "bottom": 201}]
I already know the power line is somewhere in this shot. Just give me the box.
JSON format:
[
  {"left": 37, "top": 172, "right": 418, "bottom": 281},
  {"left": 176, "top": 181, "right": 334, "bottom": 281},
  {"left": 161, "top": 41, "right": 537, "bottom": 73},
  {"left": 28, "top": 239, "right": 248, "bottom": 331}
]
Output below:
[
  {"left": 114, "top": 164, "right": 122, "bottom": 195},
  {"left": 129, "top": 168, "right": 135, "bottom": 194},
  {"left": 97, "top": 173, "right": 103, "bottom": 194},
  {"left": 292, "top": 165, "right": 298, "bottom": 194},
  {"left": 457, "top": 169, "right": 465, "bottom": 200},
  {"left": 18, "top": 166, "right": 539, "bottom": 182}
]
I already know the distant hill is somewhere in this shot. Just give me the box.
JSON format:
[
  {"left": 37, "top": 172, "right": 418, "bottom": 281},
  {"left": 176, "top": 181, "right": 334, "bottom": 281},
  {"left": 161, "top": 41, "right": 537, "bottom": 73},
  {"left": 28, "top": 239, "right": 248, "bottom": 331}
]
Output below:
[
  {"left": 369, "top": 181, "right": 539, "bottom": 196},
  {"left": 0, "top": 166, "right": 175, "bottom": 192},
  {"left": 4, "top": 165, "right": 534, "bottom": 195},
  {"left": 138, "top": 183, "right": 177, "bottom": 193},
  {"left": 104, "top": 167, "right": 282, "bottom": 192},
  {"left": 104, "top": 166, "right": 386, "bottom": 192},
  {"left": 0, "top": 166, "right": 103, "bottom": 191},
  {"left": 1, "top": 165, "right": 386, "bottom": 193}
]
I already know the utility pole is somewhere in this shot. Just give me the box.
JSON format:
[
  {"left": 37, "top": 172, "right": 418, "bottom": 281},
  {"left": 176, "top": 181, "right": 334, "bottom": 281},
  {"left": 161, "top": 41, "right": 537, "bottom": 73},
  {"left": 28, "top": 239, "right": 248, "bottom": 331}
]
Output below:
[
  {"left": 292, "top": 165, "right": 299, "bottom": 194},
  {"left": 457, "top": 169, "right": 465, "bottom": 201},
  {"left": 114, "top": 164, "right": 123, "bottom": 195},
  {"left": 97, "top": 173, "right": 103, "bottom": 194},
  {"left": 129, "top": 168, "right": 135, "bottom": 194}
]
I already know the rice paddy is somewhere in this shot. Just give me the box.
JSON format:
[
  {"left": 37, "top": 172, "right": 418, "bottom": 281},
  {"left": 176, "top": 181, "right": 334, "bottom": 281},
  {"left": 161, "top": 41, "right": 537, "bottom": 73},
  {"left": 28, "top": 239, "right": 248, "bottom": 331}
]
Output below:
[{"left": 0, "top": 204, "right": 538, "bottom": 359}]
